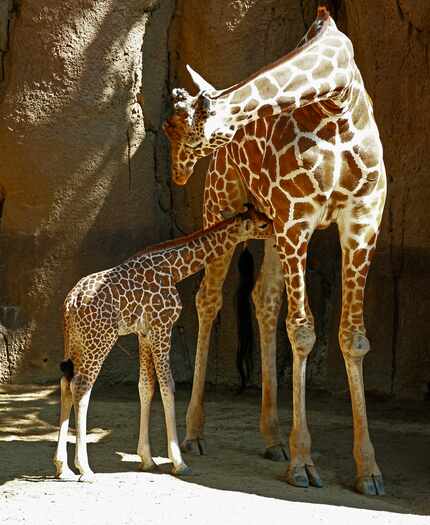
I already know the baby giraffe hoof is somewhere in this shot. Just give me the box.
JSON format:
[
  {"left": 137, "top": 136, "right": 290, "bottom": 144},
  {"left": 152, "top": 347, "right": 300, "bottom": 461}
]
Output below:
[
  {"left": 181, "top": 437, "right": 207, "bottom": 455},
  {"left": 55, "top": 466, "right": 77, "bottom": 481},
  {"left": 78, "top": 471, "right": 96, "bottom": 483},
  {"left": 356, "top": 474, "right": 385, "bottom": 496},
  {"left": 172, "top": 463, "right": 192, "bottom": 476},
  {"left": 263, "top": 445, "right": 288, "bottom": 462}
]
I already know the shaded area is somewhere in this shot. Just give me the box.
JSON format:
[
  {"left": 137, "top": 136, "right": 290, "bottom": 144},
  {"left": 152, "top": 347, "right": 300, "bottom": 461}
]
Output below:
[{"left": 0, "top": 384, "right": 429, "bottom": 517}]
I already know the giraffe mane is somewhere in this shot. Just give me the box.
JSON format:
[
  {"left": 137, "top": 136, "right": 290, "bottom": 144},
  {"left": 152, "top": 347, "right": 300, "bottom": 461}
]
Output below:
[
  {"left": 213, "top": 7, "right": 332, "bottom": 100},
  {"left": 128, "top": 216, "right": 239, "bottom": 260}
]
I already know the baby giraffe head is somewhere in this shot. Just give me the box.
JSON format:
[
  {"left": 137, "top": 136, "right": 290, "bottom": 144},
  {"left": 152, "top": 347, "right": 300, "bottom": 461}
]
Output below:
[
  {"left": 235, "top": 205, "right": 274, "bottom": 241},
  {"left": 163, "top": 66, "right": 236, "bottom": 186}
]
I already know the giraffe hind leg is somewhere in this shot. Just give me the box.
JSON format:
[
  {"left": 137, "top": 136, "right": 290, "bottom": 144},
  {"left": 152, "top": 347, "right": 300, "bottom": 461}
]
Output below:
[
  {"left": 54, "top": 375, "right": 76, "bottom": 480},
  {"left": 137, "top": 333, "right": 159, "bottom": 472}
]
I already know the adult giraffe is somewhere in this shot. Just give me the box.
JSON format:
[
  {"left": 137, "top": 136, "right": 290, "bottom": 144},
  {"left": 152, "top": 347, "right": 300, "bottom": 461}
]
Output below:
[{"left": 163, "top": 8, "right": 386, "bottom": 495}]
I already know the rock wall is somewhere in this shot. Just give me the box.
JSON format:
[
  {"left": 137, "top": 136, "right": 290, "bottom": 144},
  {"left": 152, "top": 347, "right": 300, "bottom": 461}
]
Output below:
[
  {"left": 0, "top": 0, "right": 429, "bottom": 399},
  {"left": 0, "top": 0, "right": 169, "bottom": 382}
]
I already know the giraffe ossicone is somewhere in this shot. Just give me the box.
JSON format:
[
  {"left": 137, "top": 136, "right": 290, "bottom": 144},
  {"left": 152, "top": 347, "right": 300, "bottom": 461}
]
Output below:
[
  {"left": 53, "top": 208, "right": 273, "bottom": 481},
  {"left": 186, "top": 64, "right": 216, "bottom": 93},
  {"left": 165, "top": 7, "right": 386, "bottom": 496}
]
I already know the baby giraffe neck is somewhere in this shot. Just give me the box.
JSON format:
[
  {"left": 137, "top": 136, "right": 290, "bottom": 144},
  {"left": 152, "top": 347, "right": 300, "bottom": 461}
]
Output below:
[{"left": 170, "top": 219, "right": 241, "bottom": 283}]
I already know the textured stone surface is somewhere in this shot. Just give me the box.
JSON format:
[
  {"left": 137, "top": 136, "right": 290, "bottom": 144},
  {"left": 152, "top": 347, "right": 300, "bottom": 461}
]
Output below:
[
  {"left": 0, "top": 0, "right": 169, "bottom": 382},
  {"left": 0, "top": 0, "right": 429, "bottom": 399}
]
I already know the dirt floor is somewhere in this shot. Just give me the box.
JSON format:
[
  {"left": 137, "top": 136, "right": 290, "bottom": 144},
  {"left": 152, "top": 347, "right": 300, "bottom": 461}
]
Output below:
[{"left": 0, "top": 383, "right": 429, "bottom": 524}]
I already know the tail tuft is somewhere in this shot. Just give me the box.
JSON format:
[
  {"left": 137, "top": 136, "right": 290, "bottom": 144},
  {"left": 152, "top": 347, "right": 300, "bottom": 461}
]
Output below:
[
  {"left": 60, "top": 359, "right": 74, "bottom": 381},
  {"left": 236, "top": 246, "right": 255, "bottom": 392}
]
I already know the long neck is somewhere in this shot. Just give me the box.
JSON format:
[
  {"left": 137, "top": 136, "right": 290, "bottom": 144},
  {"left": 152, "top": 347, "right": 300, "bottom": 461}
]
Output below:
[
  {"left": 215, "top": 16, "right": 353, "bottom": 128},
  {"left": 145, "top": 219, "right": 242, "bottom": 283}
]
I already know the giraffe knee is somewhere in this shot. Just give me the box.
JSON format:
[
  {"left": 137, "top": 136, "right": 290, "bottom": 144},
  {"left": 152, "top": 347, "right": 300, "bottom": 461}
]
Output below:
[
  {"left": 288, "top": 325, "right": 316, "bottom": 358},
  {"left": 340, "top": 332, "right": 370, "bottom": 359}
]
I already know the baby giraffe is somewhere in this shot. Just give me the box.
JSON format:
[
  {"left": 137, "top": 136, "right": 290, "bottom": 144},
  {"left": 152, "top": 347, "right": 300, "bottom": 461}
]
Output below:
[{"left": 54, "top": 206, "right": 272, "bottom": 481}]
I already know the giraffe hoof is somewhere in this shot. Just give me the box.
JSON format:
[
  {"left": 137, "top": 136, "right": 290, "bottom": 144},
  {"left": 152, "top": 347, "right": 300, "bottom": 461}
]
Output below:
[
  {"left": 139, "top": 462, "right": 160, "bottom": 473},
  {"left": 180, "top": 438, "right": 207, "bottom": 455},
  {"left": 356, "top": 474, "right": 385, "bottom": 496},
  {"left": 263, "top": 445, "right": 289, "bottom": 462},
  {"left": 284, "top": 465, "right": 309, "bottom": 488},
  {"left": 78, "top": 471, "right": 96, "bottom": 483},
  {"left": 172, "top": 463, "right": 192, "bottom": 476},
  {"left": 305, "top": 464, "right": 323, "bottom": 488},
  {"left": 55, "top": 467, "right": 77, "bottom": 481}
]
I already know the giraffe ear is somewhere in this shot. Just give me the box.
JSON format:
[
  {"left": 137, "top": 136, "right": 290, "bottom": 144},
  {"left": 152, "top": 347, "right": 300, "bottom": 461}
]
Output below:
[{"left": 186, "top": 64, "right": 215, "bottom": 93}]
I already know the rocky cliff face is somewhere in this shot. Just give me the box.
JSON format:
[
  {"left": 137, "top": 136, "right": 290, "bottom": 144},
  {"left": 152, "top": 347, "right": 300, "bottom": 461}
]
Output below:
[{"left": 0, "top": 1, "right": 429, "bottom": 399}]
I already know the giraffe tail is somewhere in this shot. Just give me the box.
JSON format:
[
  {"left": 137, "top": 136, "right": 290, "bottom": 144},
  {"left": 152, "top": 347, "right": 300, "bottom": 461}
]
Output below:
[
  {"left": 60, "top": 359, "right": 74, "bottom": 381},
  {"left": 236, "top": 245, "right": 255, "bottom": 392}
]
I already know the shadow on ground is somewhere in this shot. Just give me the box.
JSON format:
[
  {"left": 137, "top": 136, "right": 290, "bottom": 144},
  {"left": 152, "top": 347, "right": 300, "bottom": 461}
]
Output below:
[{"left": 0, "top": 383, "right": 429, "bottom": 518}]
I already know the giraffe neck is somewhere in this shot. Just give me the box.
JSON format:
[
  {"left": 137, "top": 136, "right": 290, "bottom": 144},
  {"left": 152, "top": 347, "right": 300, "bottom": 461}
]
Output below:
[
  {"left": 169, "top": 218, "right": 242, "bottom": 282},
  {"left": 138, "top": 218, "right": 242, "bottom": 283},
  {"left": 212, "top": 12, "right": 354, "bottom": 130}
]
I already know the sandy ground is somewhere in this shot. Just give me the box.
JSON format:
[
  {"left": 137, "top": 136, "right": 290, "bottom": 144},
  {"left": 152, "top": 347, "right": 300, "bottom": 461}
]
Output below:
[{"left": 0, "top": 383, "right": 429, "bottom": 524}]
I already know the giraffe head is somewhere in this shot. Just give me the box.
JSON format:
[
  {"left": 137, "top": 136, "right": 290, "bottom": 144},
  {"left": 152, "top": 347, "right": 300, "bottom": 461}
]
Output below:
[
  {"left": 235, "top": 205, "right": 273, "bottom": 240},
  {"left": 163, "top": 66, "right": 235, "bottom": 185}
]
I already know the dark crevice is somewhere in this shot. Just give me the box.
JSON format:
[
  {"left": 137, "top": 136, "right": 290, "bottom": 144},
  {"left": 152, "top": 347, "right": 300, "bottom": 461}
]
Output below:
[
  {"left": 395, "top": 0, "right": 405, "bottom": 21},
  {"left": 0, "top": 189, "right": 5, "bottom": 230},
  {"left": 126, "top": 128, "right": 132, "bottom": 192},
  {"left": 164, "top": 0, "right": 187, "bottom": 239},
  {"left": 0, "top": 1, "right": 19, "bottom": 86},
  {"left": 0, "top": 328, "right": 11, "bottom": 383},
  {"left": 298, "top": 0, "right": 309, "bottom": 32}
]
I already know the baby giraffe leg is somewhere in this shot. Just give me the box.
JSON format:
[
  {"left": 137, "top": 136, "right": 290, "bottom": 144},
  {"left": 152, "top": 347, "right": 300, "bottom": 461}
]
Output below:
[
  {"left": 54, "top": 376, "right": 76, "bottom": 479},
  {"left": 137, "top": 333, "right": 157, "bottom": 472},
  {"left": 70, "top": 373, "right": 95, "bottom": 482},
  {"left": 151, "top": 327, "right": 190, "bottom": 476}
]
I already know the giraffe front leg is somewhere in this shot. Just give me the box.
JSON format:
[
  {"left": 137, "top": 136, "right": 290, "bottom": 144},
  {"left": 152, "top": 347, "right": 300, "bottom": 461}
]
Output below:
[
  {"left": 137, "top": 334, "right": 158, "bottom": 473},
  {"left": 182, "top": 249, "right": 235, "bottom": 455},
  {"left": 252, "top": 240, "right": 287, "bottom": 461},
  {"left": 54, "top": 376, "right": 77, "bottom": 480},
  {"left": 276, "top": 225, "right": 322, "bottom": 489},
  {"left": 338, "top": 223, "right": 384, "bottom": 496},
  {"left": 151, "top": 328, "right": 191, "bottom": 476}
]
